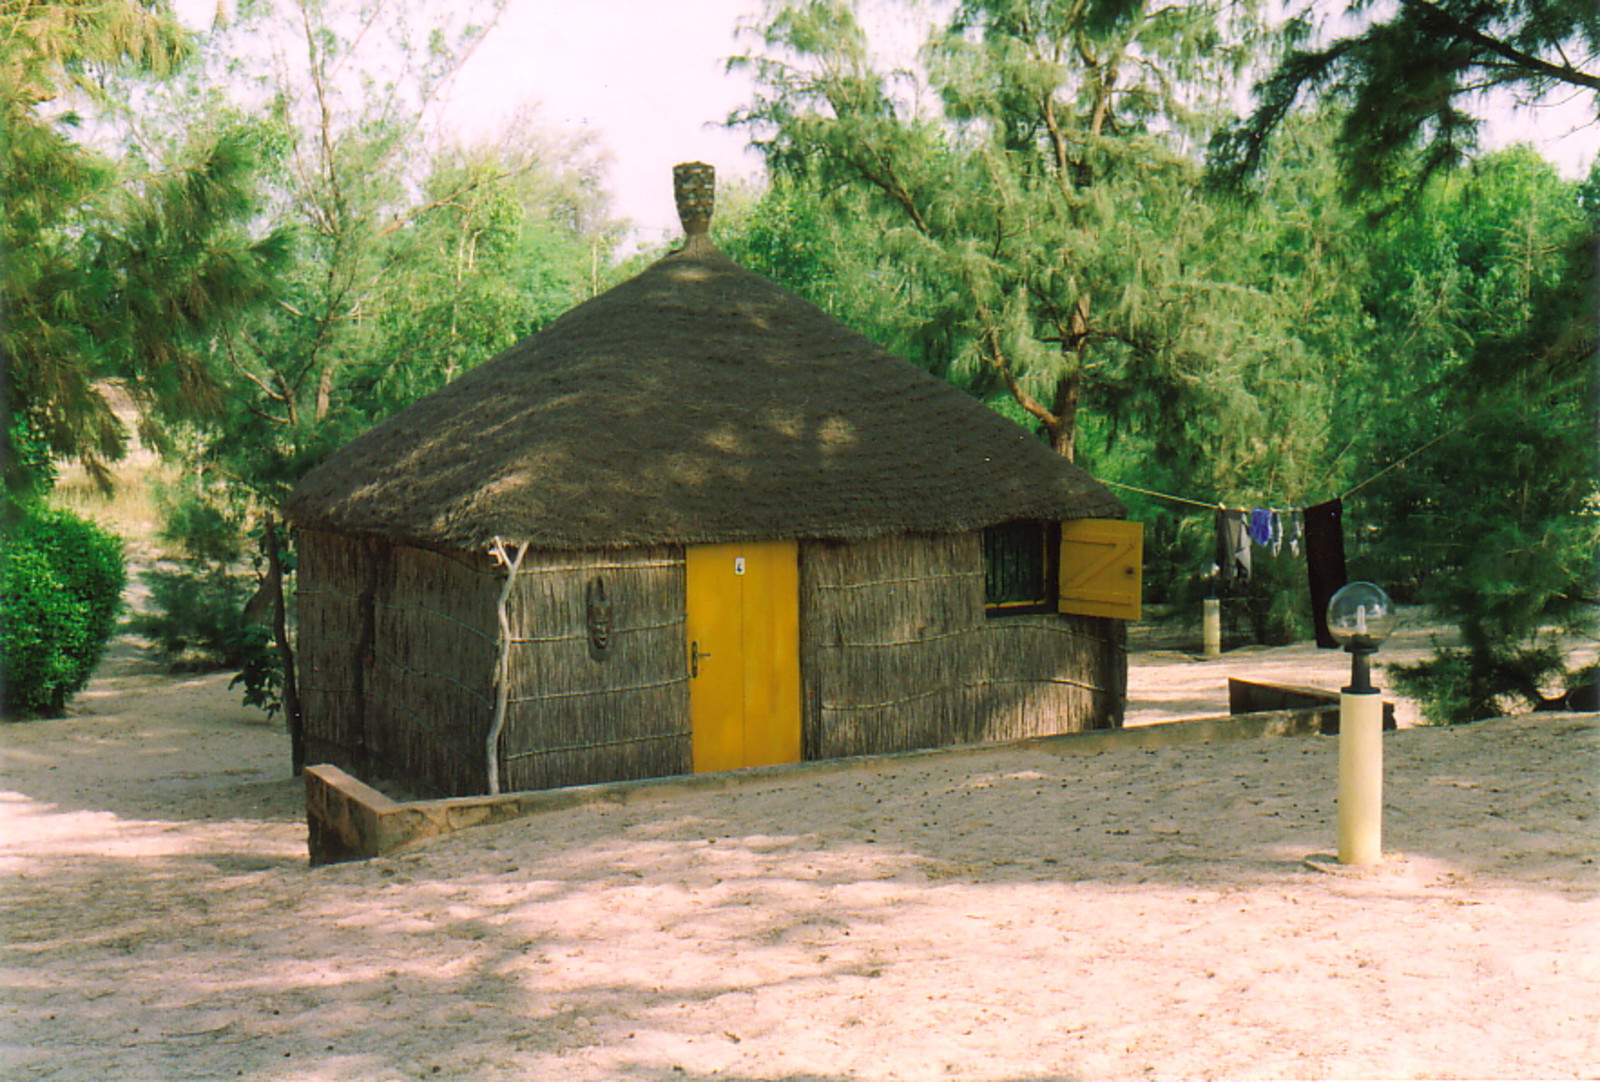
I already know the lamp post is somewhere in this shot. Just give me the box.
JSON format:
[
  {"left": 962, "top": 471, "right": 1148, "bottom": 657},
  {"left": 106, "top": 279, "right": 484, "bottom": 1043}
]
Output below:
[{"left": 1326, "top": 582, "right": 1396, "bottom": 865}]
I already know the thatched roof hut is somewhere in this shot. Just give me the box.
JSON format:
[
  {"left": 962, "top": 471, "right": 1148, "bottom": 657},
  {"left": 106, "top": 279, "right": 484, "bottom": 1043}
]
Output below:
[{"left": 287, "top": 163, "right": 1139, "bottom": 800}]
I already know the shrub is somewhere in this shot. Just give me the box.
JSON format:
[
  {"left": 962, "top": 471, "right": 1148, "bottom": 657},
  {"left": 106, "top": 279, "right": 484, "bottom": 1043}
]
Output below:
[
  {"left": 1389, "top": 639, "right": 1584, "bottom": 725},
  {"left": 129, "top": 562, "right": 270, "bottom": 671},
  {"left": 128, "top": 485, "right": 284, "bottom": 716},
  {"left": 155, "top": 487, "right": 246, "bottom": 564},
  {"left": 1, "top": 506, "right": 126, "bottom": 717}
]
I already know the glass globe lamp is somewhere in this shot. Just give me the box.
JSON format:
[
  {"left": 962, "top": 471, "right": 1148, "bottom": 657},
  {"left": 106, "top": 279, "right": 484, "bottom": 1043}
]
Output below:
[{"left": 1326, "top": 582, "right": 1395, "bottom": 693}]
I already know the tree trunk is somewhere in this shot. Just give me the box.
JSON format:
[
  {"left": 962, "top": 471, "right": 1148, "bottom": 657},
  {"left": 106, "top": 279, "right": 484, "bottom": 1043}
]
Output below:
[
  {"left": 314, "top": 364, "right": 334, "bottom": 423},
  {"left": 1049, "top": 294, "right": 1093, "bottom": 460},
  {"left": 1049, "top": 365, "right": 1080, "bottom": 460},
  {"left": 265, "top": 514, "right": 305, "bottom": 775}
]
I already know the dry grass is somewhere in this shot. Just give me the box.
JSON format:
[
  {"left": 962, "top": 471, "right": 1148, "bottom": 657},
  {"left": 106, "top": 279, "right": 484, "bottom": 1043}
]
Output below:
[{"left": 48, "top": 456, "right": 175, "bottom": 564}]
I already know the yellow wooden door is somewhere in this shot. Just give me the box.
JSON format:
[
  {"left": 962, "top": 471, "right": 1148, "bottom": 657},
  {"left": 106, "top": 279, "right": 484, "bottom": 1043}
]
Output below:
[{"left": 685, "top": 541, "right": 801, "bottom": 773}]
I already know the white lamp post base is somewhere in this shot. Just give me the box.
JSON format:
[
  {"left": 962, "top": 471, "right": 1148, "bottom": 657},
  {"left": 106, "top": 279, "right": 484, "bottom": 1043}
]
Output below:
[{"left": 1337, "top": 689, "right": 1385, "bottom": 865}]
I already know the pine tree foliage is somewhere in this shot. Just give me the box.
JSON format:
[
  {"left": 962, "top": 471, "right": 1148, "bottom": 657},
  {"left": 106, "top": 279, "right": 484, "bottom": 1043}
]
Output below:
[
  {"left": 1199, "top": 0, "right": 1599, "bottom": 715},
  {"left": 730, "top": 7, "right": 1594, "bottom": 676},
  {"left": 109, "top": 0, "right": 621, "bottom": 719},
  {"left": 1212, "top": 0, "right": 1600, "bottom": 194},
  {"left": 7, "top": 0, "right": 622, "bottom": 720},
  {"left": 2, "top": 0, "right": 288, "bottom": 495},
  {"left": 1361, "top": 151, "right": 1598, "bottom": 720},
  {"left": 123, "top": 0, "right": 621, "bottom": 508},
  {"left": 734, "top": 0, "right": 1337, "bottom": 511}
]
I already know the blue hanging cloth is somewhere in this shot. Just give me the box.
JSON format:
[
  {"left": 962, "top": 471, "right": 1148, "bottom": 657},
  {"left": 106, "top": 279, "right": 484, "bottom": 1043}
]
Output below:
[{"left": 1248, "top": 508, "right": 1274, "bottom": 548}]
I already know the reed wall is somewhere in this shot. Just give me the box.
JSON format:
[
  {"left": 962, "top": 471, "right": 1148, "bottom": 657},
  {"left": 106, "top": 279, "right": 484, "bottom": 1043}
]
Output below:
[
  {"left": 365, "top": 543, "right": 500, "bottom": 796},
  {"left": 498, "top": 547, "right": 691, "bottom": 792},
  {"left": 299, "top": 527, "right": 1122, "bottom": 800},
  {"left": 297, "top": 531, "right": 500, "bottom": 797},
  {"left": 296, "top": 530, "right": 370, "bottom": 773},
  {"left": 799, "top": 532, "right": 1124, "bottom": 760}
]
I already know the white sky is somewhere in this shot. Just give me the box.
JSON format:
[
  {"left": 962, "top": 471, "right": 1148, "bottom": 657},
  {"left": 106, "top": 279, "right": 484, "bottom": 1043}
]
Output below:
[
  {"left": 444, "top": 1, "right": 1594, "bottom": 244},
  {"left": 442, "top": 0, "right": 773, "bottom": 247},
  {"left": 179, "top": 0, "right": 1596, "bottom": 245}
]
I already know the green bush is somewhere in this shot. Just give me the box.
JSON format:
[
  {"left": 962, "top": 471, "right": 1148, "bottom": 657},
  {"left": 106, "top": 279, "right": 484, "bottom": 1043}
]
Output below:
[
  {"left": 129, "top": 563, "right": 270, "bottom": 671},
  {"left": 1, "top": 507, "right": 126, "bottom": 717},
  {"left": 128, "top": 485, "right": 285, "bottom": 716},
  {"left": 1389, "top": 640, "right": 1579, "bottom": 725},
  {"left": 155, "top": 486, "right": 246, "bottom": 564},
  {"left": 129, "top": 559, "right": 283, "bottom": 716}
]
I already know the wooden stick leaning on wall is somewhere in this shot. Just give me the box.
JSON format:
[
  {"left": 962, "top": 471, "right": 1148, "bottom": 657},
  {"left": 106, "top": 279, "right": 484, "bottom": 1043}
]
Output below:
[{"left": 487, "top": 537, "right": 530, "bottom": 795}]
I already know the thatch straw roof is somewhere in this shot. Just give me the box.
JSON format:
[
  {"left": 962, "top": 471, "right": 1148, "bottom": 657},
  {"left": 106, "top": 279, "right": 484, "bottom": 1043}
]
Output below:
[{"left": 287, "top": 224, "right": 1122, "bottom": 553}]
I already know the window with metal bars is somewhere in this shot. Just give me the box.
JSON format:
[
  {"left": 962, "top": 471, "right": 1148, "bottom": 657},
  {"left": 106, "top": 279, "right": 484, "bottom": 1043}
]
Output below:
[{"left": 982, "top": 520, "right": 1057, "bottom": 615}]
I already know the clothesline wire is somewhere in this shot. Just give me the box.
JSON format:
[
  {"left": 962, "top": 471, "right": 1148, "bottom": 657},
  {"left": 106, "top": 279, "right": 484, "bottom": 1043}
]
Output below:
[
  {"left": 1098, "top": 479, "right": 1223, "bottom": 511},
  {"left": 1335, "top": 424, "right": 1463, "bottom": 501},
  {"left": 1099, "top": 479, "right": 1297, "bottom": 516},
  {"left": 1101, "top": 421, "right": 1464, "bottom": 515}
]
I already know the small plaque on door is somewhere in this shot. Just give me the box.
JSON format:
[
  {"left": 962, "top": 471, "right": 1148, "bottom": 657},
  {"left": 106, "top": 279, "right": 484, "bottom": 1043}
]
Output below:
[{"left": 735, "top": 557, "right": 746, "bottom": 575}]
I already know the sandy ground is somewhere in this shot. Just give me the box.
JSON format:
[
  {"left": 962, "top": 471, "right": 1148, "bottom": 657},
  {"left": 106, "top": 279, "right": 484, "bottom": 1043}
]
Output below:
[
  {"left": 1121, "top": 614, "right": 1462, "bottom": 729},
  {"left": 3, "top": 626, "right": 1598, "bottom": 1081}
]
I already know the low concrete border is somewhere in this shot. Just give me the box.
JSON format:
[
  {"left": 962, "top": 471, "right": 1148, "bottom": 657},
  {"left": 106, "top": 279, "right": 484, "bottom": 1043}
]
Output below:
[
  {"left": 1228, "top": 678, "right": 1396, "bottom": 733},
  {"left": 305, "top": 705, "right": 1339, "bottom": 865}
]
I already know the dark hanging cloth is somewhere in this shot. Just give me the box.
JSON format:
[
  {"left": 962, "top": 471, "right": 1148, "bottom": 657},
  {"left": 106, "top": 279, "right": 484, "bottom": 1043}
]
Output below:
[
  {"left": 1304, "top": 498, "right": 1348, "bottom": 649},
  {"left": 1214, "top": 509, "right": 1252, "bottom": 585}
]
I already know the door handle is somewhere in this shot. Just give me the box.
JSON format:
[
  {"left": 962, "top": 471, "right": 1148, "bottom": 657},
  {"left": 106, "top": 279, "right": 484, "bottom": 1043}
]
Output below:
[{"left": 690, "top": 640, "right": 712, "bottom": 677}]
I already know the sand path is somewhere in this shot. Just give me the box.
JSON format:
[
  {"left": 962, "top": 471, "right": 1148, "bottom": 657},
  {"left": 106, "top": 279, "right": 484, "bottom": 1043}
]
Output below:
[{"left": 2, "top": 631, "right": 1597, "bottom": 1081}]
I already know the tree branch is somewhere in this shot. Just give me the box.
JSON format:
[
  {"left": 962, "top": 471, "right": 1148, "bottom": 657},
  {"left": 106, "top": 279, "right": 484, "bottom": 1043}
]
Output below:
[
  {"left": 226, "top": 337, "right": 286, "bottom": 404},
  {"left": 378, "top": 164, "right": 528, "bottom": 236},
  {"left": 1400, "top": 0, "right": 1600, "bottom": 92},
  {"left": 974, "top": 305, "right": 1058, "bottom": 430}
]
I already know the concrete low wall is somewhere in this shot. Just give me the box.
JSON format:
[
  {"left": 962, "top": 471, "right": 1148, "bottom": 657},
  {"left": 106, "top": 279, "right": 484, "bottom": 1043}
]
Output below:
[
  {"left": 305, "top": 765, "right": 598, "bottom": 866},
  {"left": 1227, "top": 678, "right": 1396, "bottom": 733},
  {"left": 306, "top": 704, "right": 1339, "bottom": 865}
]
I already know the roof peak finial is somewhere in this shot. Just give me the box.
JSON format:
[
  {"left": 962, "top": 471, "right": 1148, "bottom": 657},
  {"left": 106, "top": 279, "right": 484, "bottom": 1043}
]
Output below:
[{"left": 673, "top": 162, "right": 715, "bottom": 238}]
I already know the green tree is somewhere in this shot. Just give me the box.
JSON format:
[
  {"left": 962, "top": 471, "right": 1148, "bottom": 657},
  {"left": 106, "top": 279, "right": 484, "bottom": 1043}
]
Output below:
[
  {"left": 1354, "top": 151, "right": 1598, "bottom": 720},
  {"left": 1212, "top": 0, "right": 1600, "bottom": 194},
  {"left": 358, "top": 121, "right": 618, "bottom": 414},
  {"left": 106, "top": 1, "right": 622, "bottom": 749},
  {"left": 736, "top": 0, "right": 1336, "bottom": 482},
  {"left": 1, "top": 0, "right": 288, "bottom": 720},
  {"left": 123, "top": 1, "right": 619, "bottom": 503},
  {"left": 1, "top": 0, "right": 288, "bottom": 496},
  {"left": 1204, "top": 0, "right": 1598, "bottom": 714},
  {"left": 731, "top": 3, "right": 1411, "bottom": 644}
]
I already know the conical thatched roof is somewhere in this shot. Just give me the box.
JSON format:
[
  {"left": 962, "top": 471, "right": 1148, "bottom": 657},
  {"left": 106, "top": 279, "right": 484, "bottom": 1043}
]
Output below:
[{"left": 286, "top": 179, "right": 1122, "bottom": 552}]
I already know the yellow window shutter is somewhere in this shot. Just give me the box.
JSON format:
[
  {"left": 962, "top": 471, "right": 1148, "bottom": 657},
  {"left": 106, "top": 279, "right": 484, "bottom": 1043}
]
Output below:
[{"left": 1058, "top": 519, "right": 1143, "bottom": 620}]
